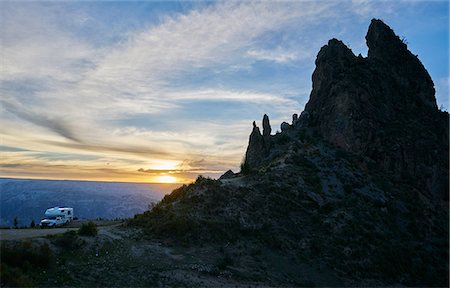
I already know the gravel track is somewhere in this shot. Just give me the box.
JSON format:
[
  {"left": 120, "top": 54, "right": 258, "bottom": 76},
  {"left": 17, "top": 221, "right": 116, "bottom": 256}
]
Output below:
[{"left": 0, "top": 222, "right": 122, "bottom": 241}]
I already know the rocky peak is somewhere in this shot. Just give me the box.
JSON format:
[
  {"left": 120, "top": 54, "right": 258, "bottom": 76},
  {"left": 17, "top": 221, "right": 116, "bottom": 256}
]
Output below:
[
  {"left": 303, "top": 18, "right": 448, "bottom": 202},
  {"left": 244, "top": 119, "right": 265, "bottom": 167},
  {"left": 366, "top": 19, "right": 437, "bottom": 109},
  {"left": 262, "top": 114, "right": 271, "bottom": 137},
  {"left": 311, "top": 39, "right": 357, "bottom": 95},
  {"left": 316, "top": 38, "right": 356, "bottom": 66},
  {"left": 366, "top": 19, "right": 408, "bottom": 61},
  {"left": 244, "top": 19, "right": 448, "bottom": 202},
  {"left": 244, "top": 115, "right": 275, "bottom": 168}
]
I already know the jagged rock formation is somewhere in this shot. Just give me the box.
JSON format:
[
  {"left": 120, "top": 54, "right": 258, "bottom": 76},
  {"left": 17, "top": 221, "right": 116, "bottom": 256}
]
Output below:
[
  {"left": 262, "top": 114, "right": 271, "bottom": 137},
  {"left": 243, "top": 121, "right": 265, "bottom": 167},
  {"left": 303, "top": 19, "right": 448, "bottom": 203},
  {"left": 244, "top": 115, "right": 273, "bottom": 167},
  {"left": 292, "top": 113, "right": 298, "bottom": 124},
  {"left": 132, "top": 19, "right": 448, "bottom": 287},
  {"left": 244, "top": 19, "right": 448, "bottom": 203}
]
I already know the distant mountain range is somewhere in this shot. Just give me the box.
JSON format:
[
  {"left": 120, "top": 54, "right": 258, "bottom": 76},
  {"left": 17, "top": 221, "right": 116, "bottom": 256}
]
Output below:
[{"left": 0, "top": 178, "right": 179, "bottom": 227}]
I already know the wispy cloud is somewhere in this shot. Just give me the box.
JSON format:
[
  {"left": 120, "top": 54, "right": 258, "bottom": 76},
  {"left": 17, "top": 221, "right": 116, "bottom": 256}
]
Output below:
[
  {"left": 167, "top": 89, "right": 298, "bottom": 106},
  {"left": 1, "top": 96, "right": 81, "bottom": 142},
  {"left": 1, "top": 1, "right": 447, "bottom": 182},
  {"left": 247, "top": 48, "right": 308, "bottom": 63}
]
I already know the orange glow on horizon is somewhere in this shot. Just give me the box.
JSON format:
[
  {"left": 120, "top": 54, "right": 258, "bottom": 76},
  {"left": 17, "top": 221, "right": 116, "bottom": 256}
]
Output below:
[
  {"left": 1, "top": 174, "right": 190, "bottom": 185},
  {"left": 156, "top": 175, "right": 178, "bottom": 183}
]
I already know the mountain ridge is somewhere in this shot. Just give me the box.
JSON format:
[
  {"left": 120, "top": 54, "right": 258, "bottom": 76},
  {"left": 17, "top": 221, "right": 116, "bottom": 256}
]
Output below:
[{"left": 131, "top": 19, "right": 449, "bottom": 286}]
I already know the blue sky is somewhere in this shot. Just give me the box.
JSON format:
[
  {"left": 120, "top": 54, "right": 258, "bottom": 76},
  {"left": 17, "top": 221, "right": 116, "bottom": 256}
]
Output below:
[{"left": 1, "top": 0, "right": 448, "bottom": 183}]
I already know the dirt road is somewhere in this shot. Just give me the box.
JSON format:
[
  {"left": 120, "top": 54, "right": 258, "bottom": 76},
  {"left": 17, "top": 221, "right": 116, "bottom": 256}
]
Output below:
[
  {"left": 0, "top": 227, "right": 79, "bottom": 241},
  {"left": 0, "top": 221, "right": 123, "bottom": 241}
]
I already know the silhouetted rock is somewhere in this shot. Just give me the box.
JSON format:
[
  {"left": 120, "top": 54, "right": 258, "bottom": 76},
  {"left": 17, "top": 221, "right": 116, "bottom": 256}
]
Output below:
[
  {"left": 292, "top": 113, "right": 298, "bottom": 124},
  {"left": 244, "top": 121, "right": 265, "bottom": 167},
  {"left": 262, "top": 114, "right": 271, "bottom": 137},
  {"left": 132, "top": 19, "right": 449, "bottom": 287},
  {"left": 303, "top": 18, "right": 448, "bottom": 203},
  {"left": 280, "top": 121, "right": 290, "bottom": 132},
  {"left": 219, "top": 169, "right": 235, "bottom": 180}
]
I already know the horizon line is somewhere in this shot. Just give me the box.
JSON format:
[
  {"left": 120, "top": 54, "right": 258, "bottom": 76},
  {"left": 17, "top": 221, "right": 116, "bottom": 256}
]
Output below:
[{"left": 0, "top": 176, "right": 189, "bottom": 186}]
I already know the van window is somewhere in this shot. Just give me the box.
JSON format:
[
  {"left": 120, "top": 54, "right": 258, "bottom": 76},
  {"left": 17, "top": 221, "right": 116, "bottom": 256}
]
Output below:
[{"left": 68, "top": 211, "right": 71, "bottom": 215}]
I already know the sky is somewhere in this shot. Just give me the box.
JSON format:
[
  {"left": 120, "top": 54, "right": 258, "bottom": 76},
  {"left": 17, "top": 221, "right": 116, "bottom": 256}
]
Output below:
[{"left": 0, "top": 0, "right": 448, "bottom": 184}]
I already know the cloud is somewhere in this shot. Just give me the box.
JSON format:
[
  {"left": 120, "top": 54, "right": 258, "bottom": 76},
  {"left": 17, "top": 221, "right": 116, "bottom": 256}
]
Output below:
[
  {"left": 2, "top": 1, "right": 446, "bottom": 182},
  {"left": 0, "top": 146, "right": 30, "bottom": 152},
  {"left": 1, "top": 1, "right": 330, "bottom": 134},
  {"left": 0, "top": 97, "right": 81, "bottom": 142},
  {"left": 247, "top": 48, "right": 309, "bottom": 63},
  {"left": 167, "top": 89, "right": 299, "bottom": 107},
  {"left": 38, "top": 140, "right": 171, "bottom": 159},
  {"left": 0, "top": 3, "right": 96, "bottom": 83},
  {"left": 53, "top": 1, "right": 337, "bottom": 109}
]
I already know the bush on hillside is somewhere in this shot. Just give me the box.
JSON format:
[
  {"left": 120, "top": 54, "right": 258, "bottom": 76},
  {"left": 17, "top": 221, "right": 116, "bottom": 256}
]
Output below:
[{"left": 78, "top": 221, "right": 97, "bottom": 236}]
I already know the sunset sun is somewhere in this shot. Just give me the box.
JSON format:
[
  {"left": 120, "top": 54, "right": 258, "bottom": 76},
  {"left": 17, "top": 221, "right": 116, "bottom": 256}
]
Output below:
[{"left": 157, "top": 175, "right": 177, "bottom": 184}]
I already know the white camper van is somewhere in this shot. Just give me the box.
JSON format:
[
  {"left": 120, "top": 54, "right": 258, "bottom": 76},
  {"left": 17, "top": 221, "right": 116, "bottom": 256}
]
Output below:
[{"left": 40, "top": 207, "right": 74, "bottom": 228}]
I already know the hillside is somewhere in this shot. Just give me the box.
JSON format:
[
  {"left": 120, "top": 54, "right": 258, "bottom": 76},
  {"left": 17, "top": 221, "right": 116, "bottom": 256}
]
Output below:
[
  {"left": 131, "top": 19, "right": 449, "bottom": 286},
  {"left": 1, "top": 19, "right": 448, "bottom": 288}
]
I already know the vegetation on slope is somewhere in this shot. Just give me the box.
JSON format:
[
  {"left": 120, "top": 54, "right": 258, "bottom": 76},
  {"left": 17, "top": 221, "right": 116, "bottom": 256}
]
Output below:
[{"left": 131, "top": 129, "right": 448, "bottom": 286}]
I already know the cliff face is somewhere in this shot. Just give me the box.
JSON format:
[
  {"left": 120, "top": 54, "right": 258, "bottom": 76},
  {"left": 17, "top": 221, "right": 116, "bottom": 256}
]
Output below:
[
  {"left": 247, "top": 19, "right": 448, "bottom": 203},
  {"left": 133, "top": 19, "right": 449, "bottom": 287},
  {"left": 306, "top": 19, "right": 448, "bottom": 203}
]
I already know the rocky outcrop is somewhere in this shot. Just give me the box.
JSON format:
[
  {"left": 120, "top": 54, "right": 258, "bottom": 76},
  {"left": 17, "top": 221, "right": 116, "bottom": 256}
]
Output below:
[
  {"left": 242, "top": 19, "right": 448, "bottom": 203},
  {"left": 292, "top": 113, "right": 298, "bottom": 124},
  {"left": 366, "top": 20, "right": 436, "bottom": 110},
  {"left": 262, "top": 114, "right": 271, "bottom": 137},
  {"left": 244, "top": 121, "right": 265, "bottom": 167},
  {"left": 244, "top": 115, "right": 275, "bottom": 168},
  {"left": 133, "top": 19, "right": 448, "bottom": 287},
  {"left": 303, "top": 19, "right": 448, "bottom": 202},
  {"left": 280, "top": 121, "right": 290, "bottom": 132},
  {"left": 219, "top": 169, "right": 235, "bottom": 180}
]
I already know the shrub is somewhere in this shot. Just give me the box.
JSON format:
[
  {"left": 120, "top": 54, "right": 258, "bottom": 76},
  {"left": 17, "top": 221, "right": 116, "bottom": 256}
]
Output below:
[
  {"left": 194, "top": 175, "right": 218, "bottom": 188},
  {"left": 1, "top": 241, "right": 51, "bottom": 270},
  {"left": 78, "top": 221, "right": 97, "bottom": 236},
  {"left": 1, "top": 241, "right": 52, "bottom": 287},
  {"left": 56, "top": 230, "right": 82, "bottom": 250},
  {"left": 160, "top": 185, "right": 188, "bottom": 204}
]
